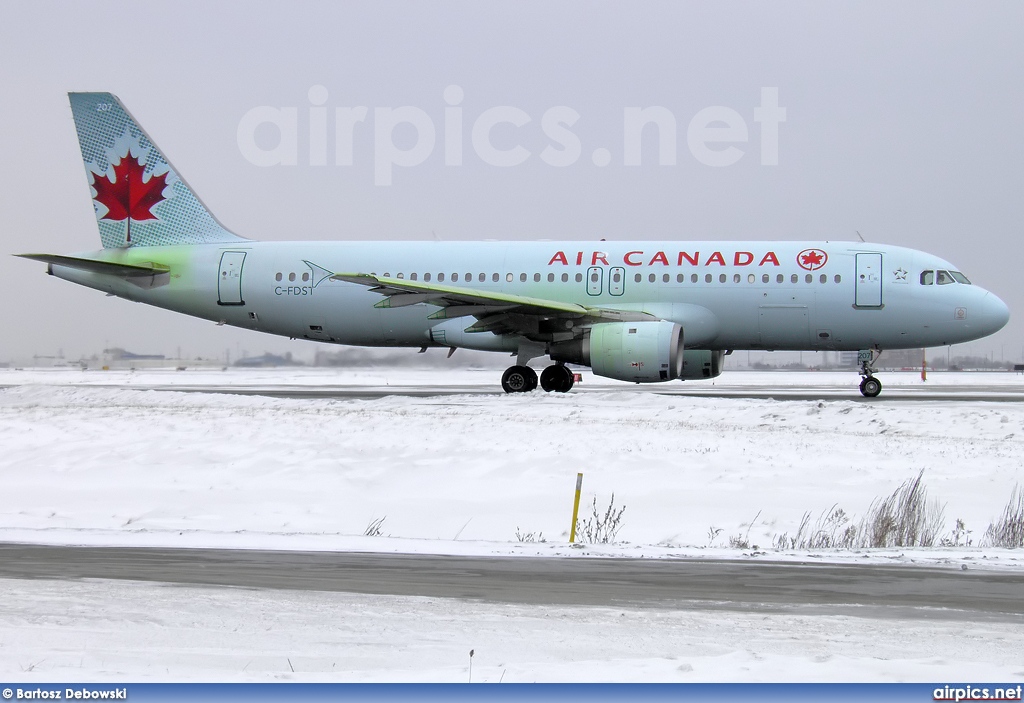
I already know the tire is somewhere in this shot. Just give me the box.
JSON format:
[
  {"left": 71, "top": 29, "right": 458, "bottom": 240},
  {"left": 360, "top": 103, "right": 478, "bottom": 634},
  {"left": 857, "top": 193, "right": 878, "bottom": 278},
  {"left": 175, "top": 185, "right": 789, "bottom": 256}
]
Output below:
[
  {"left": 502, "top": 365, "right": 536, "bottom": 393},
  {"left": 540, "top": 364, "right": 575, "bottom": 393},
  {"left": 524, "top": 366, "right": 538, "bottom": 392},
  {"left": 860, "top": 376, "right": 882, "bottom": 398}
]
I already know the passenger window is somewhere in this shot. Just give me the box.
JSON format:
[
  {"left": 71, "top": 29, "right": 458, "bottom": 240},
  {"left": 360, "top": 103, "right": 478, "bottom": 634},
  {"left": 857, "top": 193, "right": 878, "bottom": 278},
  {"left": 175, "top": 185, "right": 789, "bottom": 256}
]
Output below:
[
  {"left": 288, "top": 273, "right": 296, "bottom": 282},
  {"left": 805, "top": 274, "right": 812, "bottom": 283},
  {"left": 719, "top": 274, "right": 726, "bottom": 283},
  {"left": 748, "top": 274, "right": 755, "bottom": 283},
  {"left": 776, "top": 274, "right": 783, "bottom": 283},
  {"left": 275, "top": 273, "right": 282, "bottom": 281},
  {"left": 520, "top": 273, "right": 527, "bottom": 282},
  {"left": 561, "top": 273, "right": 569, "bottom": 282},
  {"left": 734, "top": 274, "right": 741, "bottom": 283},
  {"left": 465, "top": 273, "right": 472, "bottom": 282},
  {"left": 302, "top": 273, "right": 309, "bottom": 282},
  {"left": 410, "top": 273, "right": 418, "bottom": 281},
  {"left": 493, "top": 273, "right": 500, "bottom": 282},
  {"left": 691, "top": 274, "right": 698, "bottom": 283},
  {"left": 613, "top": 271, "right": 621, "bottom": 283},
  {"left": 383, "top": 273, "right": 390, "bottom": 278},
  {"left": 705, "top": 274, "right": 712, "bottom": 283},
  {"left": 534, "top": 273, "right": 541, "bottom": 282},
  {"left": 677, "top": 274, "right": 685, "bottom": 283},
  {"left": 438, "top": 273, "right": 445, "bottom": 282},
  {"left": 424, "top": 273, "right": 431, "bottom": 282},
  {"left": 834, "top": 275, "right": 841, "bottom": 283},
  {"left": 762, "top": 274, "right": 769, "bottom": 283},
  {"left": 635, "top": 273, "right": 642, "bottom": 283},
  {"left": 664, "top": 274, "right": 670, "bottom": 283},
  {"left": 920, "top": 270, "right": 934, "bottom": 285},
  {"left": 936, "top": 270, "right": 954, "bottom": 285},
  {"left": 649, "top": 273, "right": 657, "bottom": 283},
  {"left": 819, "top": 274, "right": 827, "bottom": 284},
  {"left": 548, "top": 273, "right": 555, "bottom": 282},
  {"left": 575, "top": 273, "right": 583, "bottom": 283},
  {"left": 506, "top": 273, "right": 513, "bottom": 282},
  {"left": 451, "top": 273, "right": 458, "bottom": 282},
  {"left": 396, "top": 273, "right": 404, "bottom": 279},
  {"left": 791, "top": 274, "right": 798, "bottom": 283}
]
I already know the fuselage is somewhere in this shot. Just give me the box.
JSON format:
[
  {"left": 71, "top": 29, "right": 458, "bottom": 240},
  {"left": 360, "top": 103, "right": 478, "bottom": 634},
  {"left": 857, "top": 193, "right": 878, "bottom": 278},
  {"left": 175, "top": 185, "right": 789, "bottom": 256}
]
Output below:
[{"left": 49, "top": 239, "right": 1009, "bottom": 354}]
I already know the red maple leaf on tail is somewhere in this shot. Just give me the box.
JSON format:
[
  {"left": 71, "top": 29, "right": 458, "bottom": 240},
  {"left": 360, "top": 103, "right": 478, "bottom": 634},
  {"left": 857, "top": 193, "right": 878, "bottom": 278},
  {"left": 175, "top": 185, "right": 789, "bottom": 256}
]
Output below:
[{"left": 91, "top": 152, "right": 168, "bottom": 223}]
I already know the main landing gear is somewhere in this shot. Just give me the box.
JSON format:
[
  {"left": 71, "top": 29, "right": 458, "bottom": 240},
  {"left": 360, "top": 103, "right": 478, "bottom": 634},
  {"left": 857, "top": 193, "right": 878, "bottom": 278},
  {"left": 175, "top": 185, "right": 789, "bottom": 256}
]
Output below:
[
  {"left": 858, "top": 349, "right": 882, "bottom": 398},
  {"left": 501, "top": 365, "right": 537, "bottom": 393},
  {"left": 539, "top": 364, "right": 575, "bottom": 393},
  {"left": 501, "top": 364, "right": 575, "bottom": 394}
]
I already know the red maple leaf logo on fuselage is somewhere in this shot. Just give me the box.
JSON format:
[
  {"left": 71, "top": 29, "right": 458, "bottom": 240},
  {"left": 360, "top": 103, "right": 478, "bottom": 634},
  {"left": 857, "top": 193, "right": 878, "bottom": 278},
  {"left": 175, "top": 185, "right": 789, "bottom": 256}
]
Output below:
[
  {"left": 797, "top": 248, "right": 828, "bottom": 271},
  {"left": 91, "top": 152, "right": 168, "bottom": 224}
]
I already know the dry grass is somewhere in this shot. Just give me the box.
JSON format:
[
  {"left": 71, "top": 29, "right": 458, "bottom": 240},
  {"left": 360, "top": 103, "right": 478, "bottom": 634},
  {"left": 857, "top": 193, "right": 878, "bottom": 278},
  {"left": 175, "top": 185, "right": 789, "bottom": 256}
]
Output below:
[
  {"left": 984, "top": 485, "right": 1024, "bottom": 548},
  {"left": 857, "top": 471, "right": 945, "bottom": 548},
  {"left": 576, "top": 494, "right": 626, "bottom": 544}
]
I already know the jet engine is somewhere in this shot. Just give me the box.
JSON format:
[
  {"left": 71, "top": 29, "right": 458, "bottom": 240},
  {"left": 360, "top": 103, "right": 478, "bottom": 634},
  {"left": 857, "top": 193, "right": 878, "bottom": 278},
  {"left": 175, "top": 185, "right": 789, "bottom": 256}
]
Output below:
[
  {"left": 549, "top": 320, "right": 684, "bottom": 383},
  {"left": 679, "top": 349, "right": 725, "bottom": 380}
]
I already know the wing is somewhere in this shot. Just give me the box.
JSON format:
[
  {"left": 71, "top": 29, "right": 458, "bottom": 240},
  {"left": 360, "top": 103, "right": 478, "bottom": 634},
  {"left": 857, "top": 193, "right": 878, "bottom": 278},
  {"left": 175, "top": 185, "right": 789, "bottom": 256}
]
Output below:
[{"left": 330, "top": 271, "right": 656, "bottom": 338}]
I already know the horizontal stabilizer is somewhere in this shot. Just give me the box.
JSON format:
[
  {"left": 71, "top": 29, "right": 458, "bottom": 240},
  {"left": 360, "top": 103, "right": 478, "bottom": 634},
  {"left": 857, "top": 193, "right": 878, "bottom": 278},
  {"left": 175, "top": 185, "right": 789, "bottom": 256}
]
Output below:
[{"left": 16, "top": 253, "right": 170, "bottom": 278}]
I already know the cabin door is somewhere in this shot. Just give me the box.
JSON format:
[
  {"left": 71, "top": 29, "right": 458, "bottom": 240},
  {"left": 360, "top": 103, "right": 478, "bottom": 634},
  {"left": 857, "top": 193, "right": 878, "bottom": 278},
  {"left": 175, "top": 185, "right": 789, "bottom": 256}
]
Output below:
[
  {"left": 855, "top": 253, "right": 883, "bottom": 307},
  {"left": 218, "top": 251, "right": 247, "bottom": 306}
]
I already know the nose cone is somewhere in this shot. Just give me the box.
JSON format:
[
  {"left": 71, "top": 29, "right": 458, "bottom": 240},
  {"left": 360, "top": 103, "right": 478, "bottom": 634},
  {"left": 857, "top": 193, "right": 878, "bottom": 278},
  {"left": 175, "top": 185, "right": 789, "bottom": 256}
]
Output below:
[{"left": 981, "top": 291, "right": 1010, "bottom": 335}]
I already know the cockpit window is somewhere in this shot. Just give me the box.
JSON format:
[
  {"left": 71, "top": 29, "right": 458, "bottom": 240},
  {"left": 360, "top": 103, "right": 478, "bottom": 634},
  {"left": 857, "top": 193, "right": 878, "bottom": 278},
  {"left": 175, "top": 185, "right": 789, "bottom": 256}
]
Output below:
[
  {"left": 936, "top": 270, "right": 955, "bottom": 285},
  {"left": 920, "top": 270, "right": 934, "bottom": 285},
  {"left": 950, "top": 271, "right": 971, "bottom": 285}
]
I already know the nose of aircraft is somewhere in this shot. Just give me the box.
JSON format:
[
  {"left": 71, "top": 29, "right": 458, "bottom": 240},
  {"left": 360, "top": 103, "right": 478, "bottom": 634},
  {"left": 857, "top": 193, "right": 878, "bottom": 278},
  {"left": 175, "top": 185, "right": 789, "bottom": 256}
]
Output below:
[{"left": 980, "top": 290, "right": 1010, "bottom": 335}]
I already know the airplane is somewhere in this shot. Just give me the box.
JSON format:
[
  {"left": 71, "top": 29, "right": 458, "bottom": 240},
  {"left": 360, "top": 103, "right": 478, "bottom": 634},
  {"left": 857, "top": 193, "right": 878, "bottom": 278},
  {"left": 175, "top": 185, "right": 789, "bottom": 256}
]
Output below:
[{"left": 17, "top": 93, "right": 1010, "bottom": 397}]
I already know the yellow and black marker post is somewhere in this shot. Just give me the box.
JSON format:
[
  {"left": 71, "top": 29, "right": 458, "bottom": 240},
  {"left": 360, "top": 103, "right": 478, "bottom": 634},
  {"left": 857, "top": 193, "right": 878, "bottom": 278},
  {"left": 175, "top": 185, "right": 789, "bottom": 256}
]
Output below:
[{"left": 569, "top": 472, "right": 583, "bottom": 543}]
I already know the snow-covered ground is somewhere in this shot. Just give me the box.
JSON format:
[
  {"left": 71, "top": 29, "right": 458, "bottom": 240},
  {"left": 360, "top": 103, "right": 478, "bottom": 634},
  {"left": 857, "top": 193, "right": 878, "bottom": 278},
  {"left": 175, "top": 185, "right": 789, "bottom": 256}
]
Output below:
[
  {"left": 0, "top": 367, "right": 1022, "bottom": 681},
  {"left": 1, "top": 367, "right": 1021, "bottom": 560},
  {"left": 4, "top": 577, "right": 1024, "bottom": 683}
]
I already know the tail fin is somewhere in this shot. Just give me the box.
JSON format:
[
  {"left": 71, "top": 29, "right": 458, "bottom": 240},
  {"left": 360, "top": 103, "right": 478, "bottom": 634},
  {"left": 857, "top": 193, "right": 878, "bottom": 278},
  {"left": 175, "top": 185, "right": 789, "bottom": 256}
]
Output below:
[{"left": 69, "top": 92, "right": 247, "bottom": 248}]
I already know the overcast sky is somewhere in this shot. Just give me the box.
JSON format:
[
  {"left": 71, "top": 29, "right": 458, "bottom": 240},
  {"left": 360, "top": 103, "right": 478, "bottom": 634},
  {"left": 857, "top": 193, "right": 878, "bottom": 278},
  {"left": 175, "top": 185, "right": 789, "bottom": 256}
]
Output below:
[{"left": 1, "top": 1, "right": 1021, "bottom": 363}]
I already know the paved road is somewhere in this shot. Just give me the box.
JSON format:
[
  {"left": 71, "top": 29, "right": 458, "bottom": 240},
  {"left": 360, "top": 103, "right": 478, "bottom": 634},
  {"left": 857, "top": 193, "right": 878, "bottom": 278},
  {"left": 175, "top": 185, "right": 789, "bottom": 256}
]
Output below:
[
  {"left": 19, "top": 381, "right": 1020, "bottom": 403},
  {"left": 1, "top": 544, "right": 1021, "bottom": 620}
]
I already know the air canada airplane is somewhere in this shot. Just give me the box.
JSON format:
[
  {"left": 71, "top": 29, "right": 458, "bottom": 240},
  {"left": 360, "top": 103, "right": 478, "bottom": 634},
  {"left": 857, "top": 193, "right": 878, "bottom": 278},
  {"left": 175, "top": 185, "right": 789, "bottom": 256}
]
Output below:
[{"left": 18, "top": 93, "right": 1010, "bottom": 397}]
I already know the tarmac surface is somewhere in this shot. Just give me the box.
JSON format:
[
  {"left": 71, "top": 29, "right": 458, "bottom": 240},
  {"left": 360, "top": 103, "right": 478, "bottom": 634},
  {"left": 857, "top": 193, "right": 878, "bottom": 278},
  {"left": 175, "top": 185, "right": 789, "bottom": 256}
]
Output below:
[
  {"left": 1, "top": 543, "right": 1021, "bottom": 621},
  {"left": 8, "top": 380, "right": 1020, "bottom": 403}
]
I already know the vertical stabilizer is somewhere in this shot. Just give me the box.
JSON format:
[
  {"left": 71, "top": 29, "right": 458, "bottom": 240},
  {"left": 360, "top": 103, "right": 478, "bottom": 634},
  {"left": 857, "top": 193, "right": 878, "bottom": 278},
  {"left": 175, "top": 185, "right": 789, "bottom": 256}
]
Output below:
[{"left": 68, "top": 92, "right": 247, "bottom": 248}]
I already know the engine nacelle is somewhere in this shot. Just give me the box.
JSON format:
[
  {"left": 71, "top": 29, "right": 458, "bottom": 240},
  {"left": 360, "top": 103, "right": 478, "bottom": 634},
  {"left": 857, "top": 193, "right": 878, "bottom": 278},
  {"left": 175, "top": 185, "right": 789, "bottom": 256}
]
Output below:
[
  {"left": 679, "top": 349, "right": 725, "bottom": 380},
  {"left": 550, "top": 320, "right": 684, "bottom": 383},
  {"left": 427, "top": 317, "right": 520, "bottom": 353}
]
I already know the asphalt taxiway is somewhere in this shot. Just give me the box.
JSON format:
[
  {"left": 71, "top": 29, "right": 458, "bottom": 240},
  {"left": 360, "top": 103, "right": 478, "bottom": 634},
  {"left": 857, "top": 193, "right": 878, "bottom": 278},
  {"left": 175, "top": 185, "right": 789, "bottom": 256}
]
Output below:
[
  {"left": 9, "top": 379, "right": 1020, "bottom": 403},
  {"left": 1, "top": 544, "right": 1021, "bottom": 621}
]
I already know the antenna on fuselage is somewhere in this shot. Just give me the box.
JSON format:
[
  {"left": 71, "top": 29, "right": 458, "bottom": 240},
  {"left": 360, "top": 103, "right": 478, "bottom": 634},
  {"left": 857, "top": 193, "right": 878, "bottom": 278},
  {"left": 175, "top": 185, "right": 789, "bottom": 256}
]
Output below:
[{"left": 855, "top": 230, "right": 866, "bottom": 242}]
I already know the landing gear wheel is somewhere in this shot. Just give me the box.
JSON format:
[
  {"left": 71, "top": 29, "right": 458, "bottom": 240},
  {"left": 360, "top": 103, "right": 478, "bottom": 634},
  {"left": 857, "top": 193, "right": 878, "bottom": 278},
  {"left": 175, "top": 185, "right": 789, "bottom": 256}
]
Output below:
[
  {"left": 860, "top": 376, "right": 882, "bottom": 398},
  {"left": 502, "top": 365, "right": 537, "bottom": 393},
  {"left": 540, "top": 364, "right": 575, "bottom": 393}
]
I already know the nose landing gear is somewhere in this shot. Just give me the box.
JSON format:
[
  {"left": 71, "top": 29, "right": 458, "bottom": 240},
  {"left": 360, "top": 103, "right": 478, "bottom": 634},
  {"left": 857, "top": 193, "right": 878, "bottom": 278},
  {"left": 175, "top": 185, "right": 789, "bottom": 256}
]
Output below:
[{"left": 858, "top": 349, "right": 882, "bottom": 397}]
